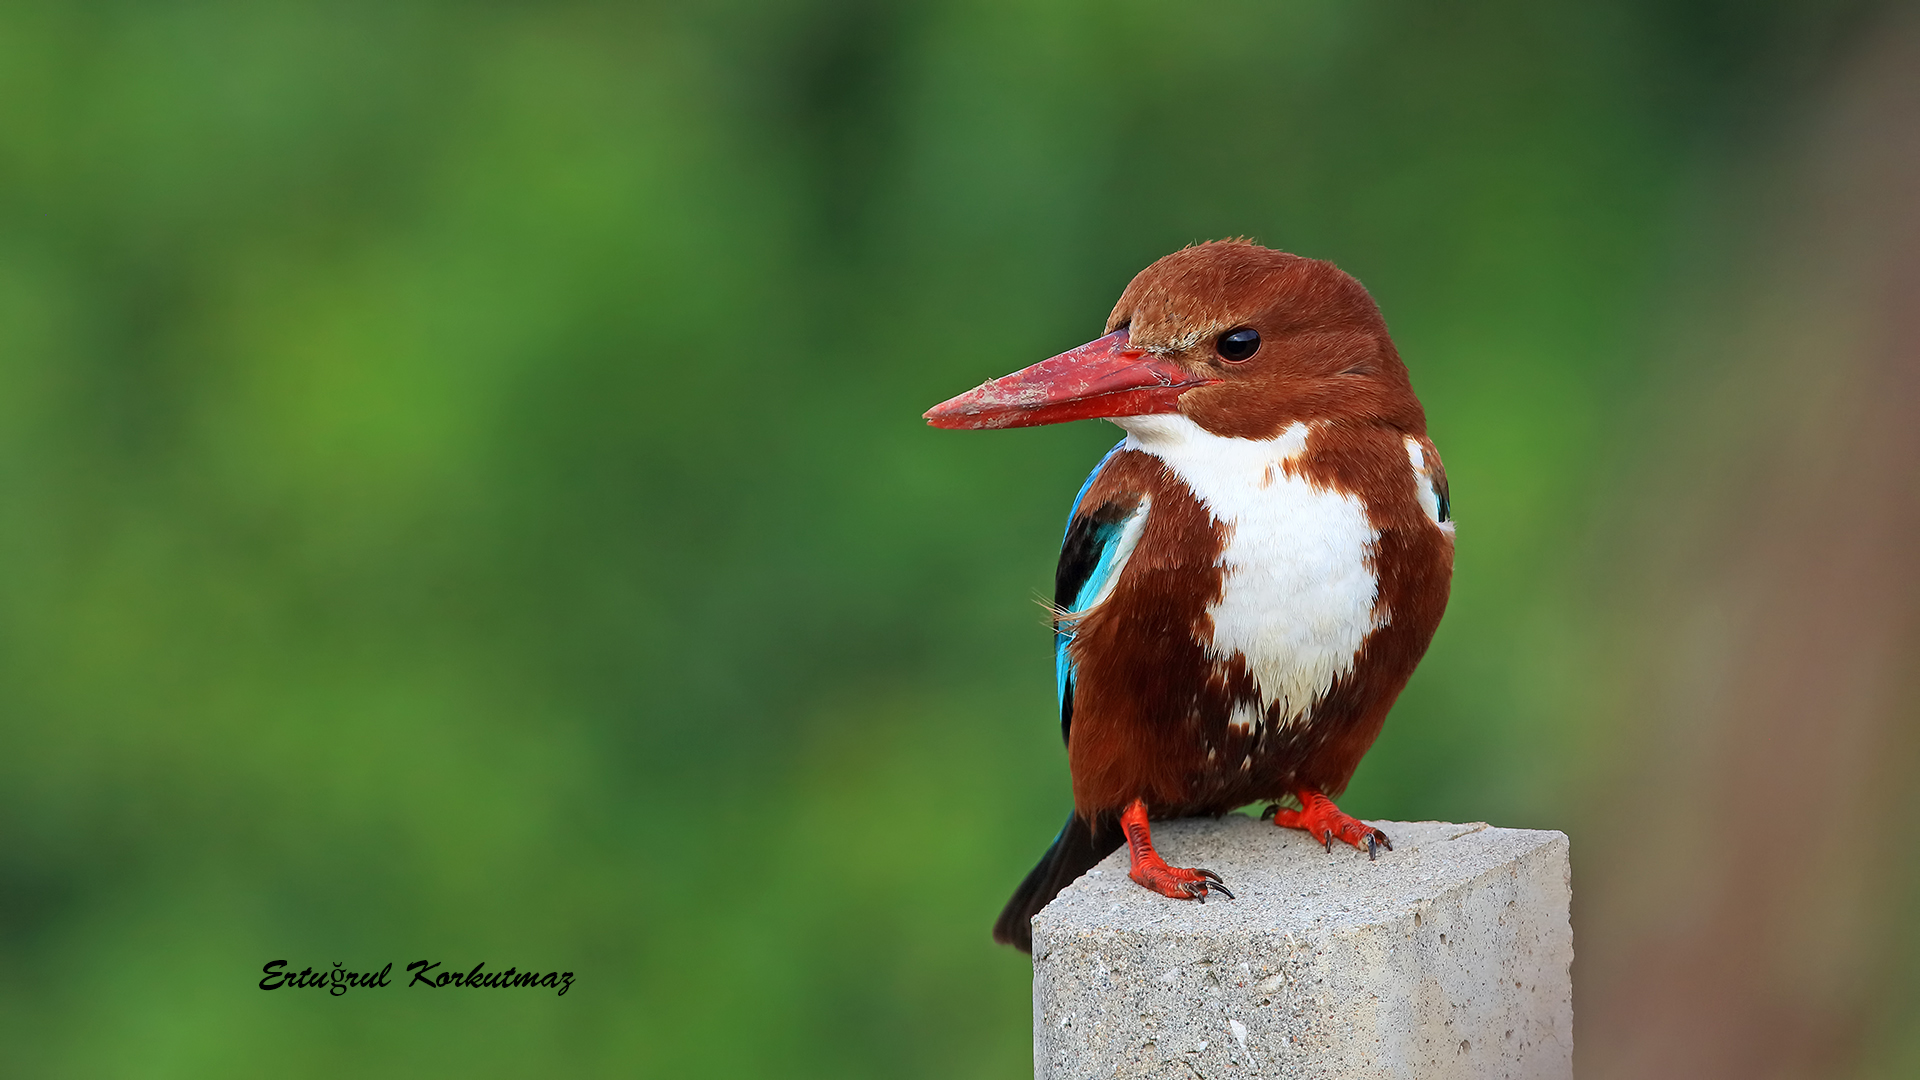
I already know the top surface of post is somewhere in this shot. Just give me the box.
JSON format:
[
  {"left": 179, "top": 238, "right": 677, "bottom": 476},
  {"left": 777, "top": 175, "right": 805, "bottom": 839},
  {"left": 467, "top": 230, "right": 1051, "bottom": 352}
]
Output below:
[
  {"left": 1035, "top": 817, "right": 1563, "bottom": 945},
  {"left": 1031, "top": 816, "right": 1572, "bottom": 1080}
]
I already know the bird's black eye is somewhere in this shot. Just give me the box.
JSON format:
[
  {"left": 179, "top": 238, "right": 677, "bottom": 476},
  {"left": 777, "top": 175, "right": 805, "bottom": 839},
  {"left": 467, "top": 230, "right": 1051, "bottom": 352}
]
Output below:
[{"left": 1216, "top": 327, "right": 1260, "bottom": 363}]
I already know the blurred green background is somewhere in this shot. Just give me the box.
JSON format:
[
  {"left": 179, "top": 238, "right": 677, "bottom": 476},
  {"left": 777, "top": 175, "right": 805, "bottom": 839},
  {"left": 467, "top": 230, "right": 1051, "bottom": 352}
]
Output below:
[{"left": 2, "top": 1, "right": 1916, "bottom": 1077}]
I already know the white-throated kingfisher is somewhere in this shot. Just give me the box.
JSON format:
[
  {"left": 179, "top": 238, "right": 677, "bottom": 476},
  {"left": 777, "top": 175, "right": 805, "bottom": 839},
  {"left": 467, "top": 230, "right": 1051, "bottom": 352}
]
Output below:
[{"left": 925, "top": 241, "right": 1454, "bottom": 952}]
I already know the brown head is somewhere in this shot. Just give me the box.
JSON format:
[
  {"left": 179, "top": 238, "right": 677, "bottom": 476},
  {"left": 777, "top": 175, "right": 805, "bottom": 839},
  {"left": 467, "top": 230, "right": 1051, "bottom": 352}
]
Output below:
[{"left": 925, "top": 240, "right": 1426, "bottom": 439}]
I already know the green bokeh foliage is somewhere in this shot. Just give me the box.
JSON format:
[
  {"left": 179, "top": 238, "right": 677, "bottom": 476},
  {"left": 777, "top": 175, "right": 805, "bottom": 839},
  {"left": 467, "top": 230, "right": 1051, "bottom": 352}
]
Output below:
[{"left": 0, "top": 1, "right": 1875, "bottom": 1075}]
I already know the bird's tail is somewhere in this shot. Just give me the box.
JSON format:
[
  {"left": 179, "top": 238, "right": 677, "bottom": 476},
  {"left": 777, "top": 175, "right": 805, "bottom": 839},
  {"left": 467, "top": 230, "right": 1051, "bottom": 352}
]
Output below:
[{"left": 993, "top": 811, "right": 1123, "bottom": 952}]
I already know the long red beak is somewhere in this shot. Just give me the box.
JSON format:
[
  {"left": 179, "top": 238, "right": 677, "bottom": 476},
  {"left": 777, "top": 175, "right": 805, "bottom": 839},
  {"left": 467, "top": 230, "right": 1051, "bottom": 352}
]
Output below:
[{"left": 923, "top": 330, "right": 1217, "bottom": 430}]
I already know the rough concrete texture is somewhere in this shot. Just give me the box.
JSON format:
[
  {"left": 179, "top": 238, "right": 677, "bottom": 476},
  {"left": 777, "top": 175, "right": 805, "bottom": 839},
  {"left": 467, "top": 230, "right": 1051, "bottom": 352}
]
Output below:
[{"left": 1031, "top": 816, "right": 1570, "bottom": 1079}]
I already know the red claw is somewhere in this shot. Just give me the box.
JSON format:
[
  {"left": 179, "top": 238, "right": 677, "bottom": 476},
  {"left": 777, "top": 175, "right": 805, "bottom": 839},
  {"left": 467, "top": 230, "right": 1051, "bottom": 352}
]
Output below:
[
  {"left": 1119, "top": 799, "right": 1233, "bottom": 901},
  {"left": 1269, "top": 790, "right": 1392, "bottom": 858}
]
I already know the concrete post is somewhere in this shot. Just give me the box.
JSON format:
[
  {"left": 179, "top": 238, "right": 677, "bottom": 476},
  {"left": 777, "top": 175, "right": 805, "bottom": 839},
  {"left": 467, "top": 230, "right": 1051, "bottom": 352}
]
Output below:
[{"left": 1031, "top": 816, "right": 1571, "bottom": 1079}]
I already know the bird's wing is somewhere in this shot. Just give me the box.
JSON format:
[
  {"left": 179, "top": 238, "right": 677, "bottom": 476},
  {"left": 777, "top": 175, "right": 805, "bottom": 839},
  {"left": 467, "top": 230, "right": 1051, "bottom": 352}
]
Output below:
[{"left": 1053, "top": 441, "right": 1151, "bottom": 746}]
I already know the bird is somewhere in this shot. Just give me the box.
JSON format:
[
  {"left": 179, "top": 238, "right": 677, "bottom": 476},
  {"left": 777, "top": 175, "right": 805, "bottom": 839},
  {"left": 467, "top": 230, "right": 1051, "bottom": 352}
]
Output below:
[{"left": 923, "top": 240, "right": 1454, "bottom": 952}]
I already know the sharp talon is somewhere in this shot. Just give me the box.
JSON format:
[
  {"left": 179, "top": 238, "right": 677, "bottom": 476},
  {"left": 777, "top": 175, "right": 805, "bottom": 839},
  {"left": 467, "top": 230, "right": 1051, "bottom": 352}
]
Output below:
[
  {"left": 1210, "top": 881, "right": 1235, "bottom": 901},
  {"left": 1260, "top": 804, "right": 1279, "bottom": 821},
  {"left": 1271, "top": 791, "right": 1390, "bottom": 859},
  {"left": 1197, "top": 868, "right": 1224, "bottom": 883}
]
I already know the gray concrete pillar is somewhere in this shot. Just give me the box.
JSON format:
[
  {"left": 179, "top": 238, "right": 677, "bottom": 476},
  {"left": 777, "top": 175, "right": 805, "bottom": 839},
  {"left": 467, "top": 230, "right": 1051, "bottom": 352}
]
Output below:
[{"left": 1031, "top": 816, "right": 1571, "bottom": 1079}]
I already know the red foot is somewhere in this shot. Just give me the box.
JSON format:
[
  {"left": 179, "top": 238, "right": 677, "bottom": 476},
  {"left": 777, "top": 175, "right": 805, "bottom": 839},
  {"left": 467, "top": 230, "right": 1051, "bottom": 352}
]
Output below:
[
  {"left": 1264, "top": 790, "right": 1393, "bottom": 859},
  {"left": 1120, "top": 799, "right": 1233, "bottom": 901}
]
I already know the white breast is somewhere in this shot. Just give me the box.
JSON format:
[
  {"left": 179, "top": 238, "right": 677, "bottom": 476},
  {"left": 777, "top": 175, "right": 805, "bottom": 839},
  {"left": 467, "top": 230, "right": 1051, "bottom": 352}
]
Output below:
[{"left": 1115, "top": 414, "right": 1382, "bottom": 730}]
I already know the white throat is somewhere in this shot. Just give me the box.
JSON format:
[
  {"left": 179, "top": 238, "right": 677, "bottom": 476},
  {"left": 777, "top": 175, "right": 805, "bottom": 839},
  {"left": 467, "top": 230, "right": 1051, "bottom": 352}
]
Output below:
[{"left": 1113, "top": 413, "right": 1382, "bottom": 729}]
